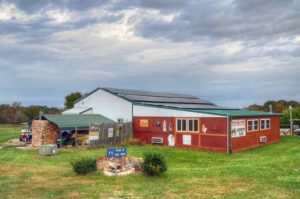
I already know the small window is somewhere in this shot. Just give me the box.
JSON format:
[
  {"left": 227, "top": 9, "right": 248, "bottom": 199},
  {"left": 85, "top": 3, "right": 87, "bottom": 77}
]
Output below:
[
  {"left": 176, "top": 119, "right": 187, "bottom": 132},
  {"left": 177, "top": 118, "right": 198, "bottom": 132},
  {"left": 194, "top": 119, "right": 199, "bottom": 132},
  {"left": 247, "top": 120, "right": 253, "bottom": 132},
  {"left": 182, "top": 119, "right": 187, "bottom": 131},
  {"left": 188, "top": 119, "right": 199, "bottom": 132},
  {"left": 188, "top": 119, "right": 193, "bottom": 131},
  {"left": 254, "top": 120, "right": 258, "bottom": 131},
  {"left": 260, "top": 118, "right": 271, "bottom": 130},
  {"left": 261, "top": 119, "right": 265, "bottom": 130},
  {"left": 266, "top": 119, "right": 270, "bottom": 129},
  {"left": 177, "top": 119, "right": 182, "bottom": 131}
]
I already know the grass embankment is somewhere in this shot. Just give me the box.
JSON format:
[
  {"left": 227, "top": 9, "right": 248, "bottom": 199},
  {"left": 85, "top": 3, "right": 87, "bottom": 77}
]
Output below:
[{"left": 0, "top": 125, "right": 300, "bottom": 198}]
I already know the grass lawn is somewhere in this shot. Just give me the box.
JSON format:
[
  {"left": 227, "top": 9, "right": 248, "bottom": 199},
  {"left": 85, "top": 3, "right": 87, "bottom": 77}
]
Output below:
[
  {"left": 0, "top": 124, "right": 20, "bottom": 144},
  {"left": 1, "top": 125, "right": 300, "bottom": 198}
]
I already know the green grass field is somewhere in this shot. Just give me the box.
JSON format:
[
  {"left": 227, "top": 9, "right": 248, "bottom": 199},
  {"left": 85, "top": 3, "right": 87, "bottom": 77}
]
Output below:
[{"left": 0, "top": 124, "right": 300, "bottom": 198}]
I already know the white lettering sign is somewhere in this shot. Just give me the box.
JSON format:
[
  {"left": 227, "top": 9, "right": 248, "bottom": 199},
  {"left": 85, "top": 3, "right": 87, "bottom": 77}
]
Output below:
[
  {"left": 108, "top": 128, "right": 114, "bottom": 138},
  {"left": 231, "top": 120, "right": 246, "bottom": 137}
]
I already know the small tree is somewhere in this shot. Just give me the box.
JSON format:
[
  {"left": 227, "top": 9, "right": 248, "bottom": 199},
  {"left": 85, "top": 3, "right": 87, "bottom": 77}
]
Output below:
[
  {"left": 64, "top": 92, "right": 82, "bottom": 109},
  {"left": 141, "top": 152, "right": 167, "bottom": 176}
]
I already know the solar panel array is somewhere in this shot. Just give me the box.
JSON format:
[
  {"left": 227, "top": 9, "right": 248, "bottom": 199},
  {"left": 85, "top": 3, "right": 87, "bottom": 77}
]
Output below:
[{"left": 103, "top": 87, "right": 216, "bottom": 105}]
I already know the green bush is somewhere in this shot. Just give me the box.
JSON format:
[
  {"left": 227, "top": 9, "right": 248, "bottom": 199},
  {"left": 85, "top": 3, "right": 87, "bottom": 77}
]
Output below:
[
  {"left": 141, "top": 152, "right": 167, "bottom": 176},
  {"left": 71, "top": 158, "right": 97, "bottom": 175}
]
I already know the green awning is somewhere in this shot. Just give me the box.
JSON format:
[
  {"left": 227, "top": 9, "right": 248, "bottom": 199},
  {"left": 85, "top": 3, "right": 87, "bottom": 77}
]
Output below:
[{"left": 42, "top": 114, "right": 115, "bottom": 130}]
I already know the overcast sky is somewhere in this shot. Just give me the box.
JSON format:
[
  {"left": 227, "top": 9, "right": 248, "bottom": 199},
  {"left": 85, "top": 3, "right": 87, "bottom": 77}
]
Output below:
[{"left": 0, "top": 0, "right": 299, "bottom": 108}]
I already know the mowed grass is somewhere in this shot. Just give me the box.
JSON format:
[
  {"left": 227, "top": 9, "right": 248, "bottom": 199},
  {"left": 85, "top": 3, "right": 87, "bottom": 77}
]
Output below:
[
  {"left": 0, "top": 124, "right": 20, "bottom": 144},
  {"left": 1, "top": 125, "right": 300, "bottom": 198}
]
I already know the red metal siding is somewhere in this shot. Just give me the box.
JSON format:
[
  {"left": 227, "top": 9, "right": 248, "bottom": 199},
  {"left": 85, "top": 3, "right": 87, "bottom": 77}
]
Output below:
[
  {"left": 133, "top": 117, "right": 174, "bottom": 145},
  {"left": 200, "top": 135, "right": 227, "bottom": 152},
  {"left": 133, "top": 115, "right": 281, "bottom": 153},
  {"left": 231, "top": 117, "right": 280, "bottom": 152},
  {"left": 201, "top": 117, "right": 227, "bottom": 135}
]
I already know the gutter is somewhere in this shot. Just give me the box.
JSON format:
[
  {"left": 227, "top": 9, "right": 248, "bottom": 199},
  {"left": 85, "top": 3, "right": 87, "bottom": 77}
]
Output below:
[{"left": 227, "top": 114, "right": 232, "bottom": 154}]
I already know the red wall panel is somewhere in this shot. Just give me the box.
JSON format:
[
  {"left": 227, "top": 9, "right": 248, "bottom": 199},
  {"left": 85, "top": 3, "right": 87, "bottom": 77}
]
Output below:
[
  {"left": 133, "top": 116, "right": 281, "bottom": 153},
  {"left": 231, "top": 117, "right": 280, "bottom": 152},
  {"left": 200, "top": 135, "right": 227, "bottom": 151},
  {"left": 201, "top": 117, "right": 227, "bottom": 135},
  {"left": 133, "top": 117, "right": 174, "bottom": 145}
]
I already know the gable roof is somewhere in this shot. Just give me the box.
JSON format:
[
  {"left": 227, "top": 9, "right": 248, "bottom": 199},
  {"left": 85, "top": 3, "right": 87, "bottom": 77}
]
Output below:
[
  {"left": 77, "top": 87, "right": 217, "bottom": 106},
  {"left": 41, "top": 114, "right": 114, "bottom": 130}
]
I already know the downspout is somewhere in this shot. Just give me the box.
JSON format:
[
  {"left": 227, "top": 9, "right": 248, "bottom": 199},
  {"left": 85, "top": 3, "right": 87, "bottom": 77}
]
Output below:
[
  {"left": 131, "top": 103, "right": 134, "bottom": 139},
  {"left": 227, "top": 114, "right": 232, "bottom": 154}
]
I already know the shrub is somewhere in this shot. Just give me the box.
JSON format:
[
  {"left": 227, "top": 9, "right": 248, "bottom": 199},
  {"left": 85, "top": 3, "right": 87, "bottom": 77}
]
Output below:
[
  {"left": 141, "top": 152, "right": 167, "bottom": 176},
  {"left": 71, "top": 158, "right": 97, "bottom": 175}
]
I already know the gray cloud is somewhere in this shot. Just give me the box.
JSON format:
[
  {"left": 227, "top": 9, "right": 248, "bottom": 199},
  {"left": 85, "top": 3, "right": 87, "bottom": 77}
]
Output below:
[
  {"left": 3, "top": 0, "right": 109, "bottom": 13},
  {"left": 134, "top": 0, "right": 300, "bottom": 42},
  {"left": 0, "top": 0, "right": 299, "bottom": 107}
]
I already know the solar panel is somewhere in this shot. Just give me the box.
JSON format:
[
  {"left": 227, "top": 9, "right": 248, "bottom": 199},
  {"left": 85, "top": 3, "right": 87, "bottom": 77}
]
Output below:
[{"left": 102, "top": 87, "right": 214, "bottom": 104}]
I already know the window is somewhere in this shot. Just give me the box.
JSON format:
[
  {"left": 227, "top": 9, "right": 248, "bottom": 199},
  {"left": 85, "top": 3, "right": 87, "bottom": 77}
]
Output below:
[
  {"left": 188, "top": 119, "right": 199, "bottom": 132},
  {"left": 254, "top": 120, "right": 258, "bottom": 131},
  {"left": 176, "top": 119, "right": 187, "bottom": 132},
  {"left": 260, "top": 118, "right": 271, "bottom": 130},
  {"left": 261, "top": 120, "right": 265, "bottom": 130},
  {"left": 247, "top": 119, "right": 259, "bottom": 132},
  {"left": 266, "top": 119, "right": 270, "bottom": 129},
  {"left": 177, "top": 119, "right": 182, "bottom": 131},
  {"left": 247, "top": 120, "right": 253, "bottom": 132},
  {"left": 182, "top": 119, "right": 187, "bottom": 131},
  {"left": 188, "top": 119, "right": 193, "bottom": 131},
  {"left": 177, "top": 118, "right": 198, "bottom": 132}
]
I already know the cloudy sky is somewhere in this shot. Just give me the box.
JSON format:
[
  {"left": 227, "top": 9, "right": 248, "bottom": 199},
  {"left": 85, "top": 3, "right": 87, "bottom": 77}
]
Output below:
[{"left": 0, "top": 0, "right": 299, "bottom": 108}]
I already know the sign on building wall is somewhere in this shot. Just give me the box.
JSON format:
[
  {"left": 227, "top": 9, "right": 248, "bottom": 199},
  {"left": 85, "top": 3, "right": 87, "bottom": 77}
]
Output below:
[
  {"left": 108, "top": 128, "right": 114, "bottom": 138},
  {"left": 231, "top": 119, "right": 246, "bottom": 137},
  {"left": 183, "top": 135, "right": 191, "bottom": 145},
  {"left": 89, "top": 123, "right": 100, "bottom": 140},
  {"left": 107, "top": 147, "right": 127, "bottom": 158},
  {"left": 140, "top": 119, "right": 149, "bottom": 128}
]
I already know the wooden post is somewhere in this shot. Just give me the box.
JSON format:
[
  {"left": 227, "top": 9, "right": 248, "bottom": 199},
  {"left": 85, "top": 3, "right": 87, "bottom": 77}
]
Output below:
[
  {"left": 75, "top": 127, "right": 78, "bottom": 148},
  {"left": 60, "top": 130, "right": 63, "bottom": 148}
]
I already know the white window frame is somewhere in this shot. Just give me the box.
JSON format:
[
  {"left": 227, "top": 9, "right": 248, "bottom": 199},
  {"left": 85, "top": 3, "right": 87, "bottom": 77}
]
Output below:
[
  {"left": 176, "top": 118, "right": 199, "bottom": 133},
  {"left": 187, "top": 118, "right": 199, "bottom": 133},
  {"left": 247, "top": 119, "right": 259, "bottom": 132},
  {"left": 176, "top": 118, "right": 187, "bottom": 132},
  {"left": 260, "top": 118, "right": 271, "bottom": 130}
]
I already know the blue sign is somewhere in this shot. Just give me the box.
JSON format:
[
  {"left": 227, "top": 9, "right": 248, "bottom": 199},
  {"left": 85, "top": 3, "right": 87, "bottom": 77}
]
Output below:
[{"left": 106, "top": 147, "right": 127, "bottom": 158}]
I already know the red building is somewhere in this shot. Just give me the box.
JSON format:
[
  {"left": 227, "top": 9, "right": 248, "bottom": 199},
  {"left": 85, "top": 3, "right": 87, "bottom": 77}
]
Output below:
[{"left": 64, "top": 87, "right": 281, "bottom": 153}]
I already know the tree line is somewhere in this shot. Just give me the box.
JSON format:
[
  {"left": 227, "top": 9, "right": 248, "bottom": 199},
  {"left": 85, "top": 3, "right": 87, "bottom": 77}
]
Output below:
[
  {"left": 0, "top": 92, "right": 83, "bottom": 124},
  {"left": 246, "top": 100, "right": 300, "bottom": 125},
  {"left": 0, "top": 102, "right": 63, "bottom": 124},
  {"left": 0, "top": 92, "right": 299, "bottom": 125},
  {"left": 0, "top": 92, "right": 82, "bottom": 124}
]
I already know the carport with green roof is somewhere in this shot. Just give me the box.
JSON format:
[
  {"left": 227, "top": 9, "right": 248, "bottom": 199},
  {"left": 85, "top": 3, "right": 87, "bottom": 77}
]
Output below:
[
  {"left": 36, "top": 114, "right": 115, "bottom": 147},
  {"left": 41, "top": 114, "right": 115, "bottom": 130}
]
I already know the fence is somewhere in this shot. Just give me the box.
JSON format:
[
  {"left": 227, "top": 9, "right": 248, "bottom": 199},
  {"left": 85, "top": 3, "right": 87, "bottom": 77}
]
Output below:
[{"left": 89, "top": 122, "right": 132, "bottom": 148}]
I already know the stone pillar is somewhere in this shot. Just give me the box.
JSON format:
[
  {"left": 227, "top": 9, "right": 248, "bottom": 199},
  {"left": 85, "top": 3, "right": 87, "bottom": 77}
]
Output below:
[{"left": 32, "top": 120, "right": 59, "bottom": 147}]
